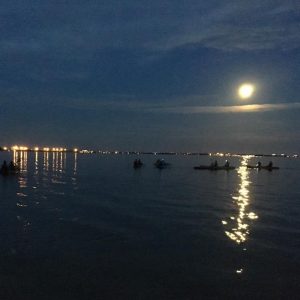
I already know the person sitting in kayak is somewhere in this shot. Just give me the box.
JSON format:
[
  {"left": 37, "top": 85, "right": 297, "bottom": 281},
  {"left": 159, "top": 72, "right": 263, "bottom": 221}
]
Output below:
[
  {"left": 224, "top": 160, "right": 230, "bottom": 168},
  {"left": 256, "top": 161, "right": 262, "bottom": 168},
  {"left": 268, "top": 161, "right": 273, "bottom": 168},
  {"left": 214, "top": 160, "right": 218, "bottom": 168},
  {"left": 133, "top": 159, "right": 142, "bottom": 168},
  {"left": 1, "top": 160, "right": 9, "bottom": 175}
]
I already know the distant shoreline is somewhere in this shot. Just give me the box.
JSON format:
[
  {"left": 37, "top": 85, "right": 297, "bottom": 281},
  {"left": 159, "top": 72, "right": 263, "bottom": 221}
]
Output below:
[{"left": 0, "top": 147, "right": 298, "bottom": 158}]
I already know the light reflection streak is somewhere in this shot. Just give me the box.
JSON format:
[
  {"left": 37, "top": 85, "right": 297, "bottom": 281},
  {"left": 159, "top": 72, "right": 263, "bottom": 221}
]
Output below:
[
  {"left": 14, "top": 151, "right": 28, "bottom": 189},
  {"left": 72, "top": 153, "right": 78, "bottom": 189},
  {"left": 73, "top": 153, "right": 77, "bottom": 175},
  {"left": 50, "top": 152, "right": 67, "bottom": 185},
  {"left": 60, "top": 152, "right": 65, "bottom": 172},
  {"left": 43, "top": 152, "right": 49, "bottom": 172},
  {"left": 13, "top": 150, "right": 23, "bottom": 171},
  {"left": 52, "top": 152, "right": 56, "bottom": 172},
  {"left": 53, "top": 152, "right": 65, "bottom": 173},
  {"left": 33, "top": 151, "right": 40, "bottom": 189},
  {"left": 223, "top": 156, "right": 258, "bottom": 244},
  {"left": 34, "top": 151, "right": 39, "bottom": 174}
]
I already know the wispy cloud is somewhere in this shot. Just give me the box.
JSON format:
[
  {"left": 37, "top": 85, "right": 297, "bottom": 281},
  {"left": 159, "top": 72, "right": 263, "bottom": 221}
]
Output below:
[
  {"left": 1, "top": 1, "right": 299, "bottom": 55},
  {"left": 154, "top": 102, "right": 300, "bottom": 114},
  {"left": 140, "top": 1, "right": 300, "bottom": 51},
  {"left": 38, "top": 97, "right": 300, "bottom": 115}
]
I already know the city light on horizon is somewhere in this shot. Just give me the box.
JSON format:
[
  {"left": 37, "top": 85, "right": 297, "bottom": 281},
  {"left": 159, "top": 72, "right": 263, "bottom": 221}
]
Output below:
[
  {"left": 3, "top": 145, "right": 71, "bottom": 153},
  {"left": 0, "top": 144, "right": 298, "bottom": 158}
]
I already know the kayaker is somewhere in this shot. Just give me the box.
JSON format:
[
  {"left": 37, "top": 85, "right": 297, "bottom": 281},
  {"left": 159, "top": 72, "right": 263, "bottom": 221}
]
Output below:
[
  {"left": 134, "top": 159, "right": 142, "bottom": 168},
  {"left": 1, "top": 160, "right": 9, "bottom": 175},
  {"left": 214, "top": 160, "right": 218, "bottom": 167},
  {"left": 133, "top": 159, "right": 138, "bottom": 167},
  {"left": 224, "top": 160, "right": 230, "bottom": 168},
  {"left": 256, "top": 161, "right": 262, "bottom": 168},
  {"left": 268, "top": 161, "right": 273, "bottom": 168}
]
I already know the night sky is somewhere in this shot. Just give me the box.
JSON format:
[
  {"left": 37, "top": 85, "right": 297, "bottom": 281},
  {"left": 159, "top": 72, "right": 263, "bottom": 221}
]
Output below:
[{"left": 1, "top": 1, "right": 299, "bottom": 153}]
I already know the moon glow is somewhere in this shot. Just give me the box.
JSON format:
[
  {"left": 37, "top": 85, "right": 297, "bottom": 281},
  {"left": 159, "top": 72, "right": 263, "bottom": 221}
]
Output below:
[{"left": 238, "top": 83, "right": 255, "bottom": 99}]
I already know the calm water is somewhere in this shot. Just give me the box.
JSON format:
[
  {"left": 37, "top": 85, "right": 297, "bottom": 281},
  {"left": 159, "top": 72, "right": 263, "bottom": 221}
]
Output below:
[{"left": 0, "top": 152, "right": 299, "bottom": 300}]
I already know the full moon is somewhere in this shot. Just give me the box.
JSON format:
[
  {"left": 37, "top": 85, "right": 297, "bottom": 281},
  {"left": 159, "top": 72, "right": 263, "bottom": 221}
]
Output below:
[{"left": 238, "top": 83, "right": 255, "bottom": 99}]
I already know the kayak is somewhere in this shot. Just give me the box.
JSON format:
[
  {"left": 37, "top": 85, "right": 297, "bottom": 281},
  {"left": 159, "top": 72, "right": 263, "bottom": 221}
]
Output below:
[
  {"left": 0, "top": 169, "right": 19, "bottom": 176},
  {"left": 155, "top": 163, "right": 170, "bottom": 169},
  {"left": 133, "top": 161, "right": 143, "bottom": 169},
  {"left": 133, "top": 163, "right": 143, "bottom": 169},
  {"left": 154, "top": 159, "right": 170, "bottom": 169},
  {"left": 247, "top": 165, "right": 279, "bottom": 170},
  {"left": 194, "top": 166, "right": 235, "bottom": 170}
]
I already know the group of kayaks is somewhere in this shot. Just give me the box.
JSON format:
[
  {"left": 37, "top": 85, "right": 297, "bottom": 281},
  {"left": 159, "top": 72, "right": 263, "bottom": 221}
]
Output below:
[
  {"left": 134, "top": 159, "right": 171, "bottom": 169},
  {"left": 134, "top": 159, "right": 280, "bottom": 171},
  {"left": 1, "top": 158, "right": 280, "bottom": 174}
]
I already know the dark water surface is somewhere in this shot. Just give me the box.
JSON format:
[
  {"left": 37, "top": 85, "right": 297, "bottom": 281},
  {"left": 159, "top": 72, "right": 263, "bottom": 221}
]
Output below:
[{"left": 0, "top": 152, "right": 299, "bottom": 299}]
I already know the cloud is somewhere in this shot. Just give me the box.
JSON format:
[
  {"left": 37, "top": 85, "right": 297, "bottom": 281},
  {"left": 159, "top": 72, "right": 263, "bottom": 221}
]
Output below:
[
  {"left": 59, "top": 99, "right": 300, "bottom": 115},
  {"left": 151, "top": 1, "right": 300, "bottom": 51},
  {"left": 0, "top": 0, "right": 299, "bottom": 56},
  {"left": 153, "top": 102, "right": 300, "bottom": 114},
  {"left": 1, "top": 1, "right": 300, "bottom": 108}
]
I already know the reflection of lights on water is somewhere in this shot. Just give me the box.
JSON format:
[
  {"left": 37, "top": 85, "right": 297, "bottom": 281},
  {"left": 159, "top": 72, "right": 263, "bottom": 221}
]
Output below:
[
  {"left": 52, "top": 152, "right": 56, "bottom": 171},
  {"left": 223, "top": 156, "right": 258, "bottom": 244},
  {"left": 13, "top": 150, "right": 27, "bottom": 172},
  {"left": 74, "top": 153, "right": 77, "bottom": 174},
  {"left": 33, "top": 151, "right": 40, "bottom": 189},
  {"left": 248, "top": 212, "right": 258, "bottom": 220},
  {"left": 59, "top": 152, "right": 64, "bottom": 172},
  {"left": 34, "top": 151, "right": 39, "bottom": 173},
  {"left": 51, "top": 151, "right": 65, "bottom": 173},
  {"left": 35, "top": 152, "right": 38, "bottom": 162},
  {"left": 71, "top": 153, "right": 78, "bottom": 188},
  {"left": 43, "top": 152, "right": 49, "bottom": 172},
  {"left": 13, "top": 150, "right": 17, "bottom": 164},
  {"left": 13, "top": 151, "right": 28, "bottom": 189}
]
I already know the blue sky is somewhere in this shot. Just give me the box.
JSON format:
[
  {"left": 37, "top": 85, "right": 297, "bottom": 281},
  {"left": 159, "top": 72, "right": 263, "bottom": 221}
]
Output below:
[{"left": 1, "top": 1, "right": 299, "bottom": 152}]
